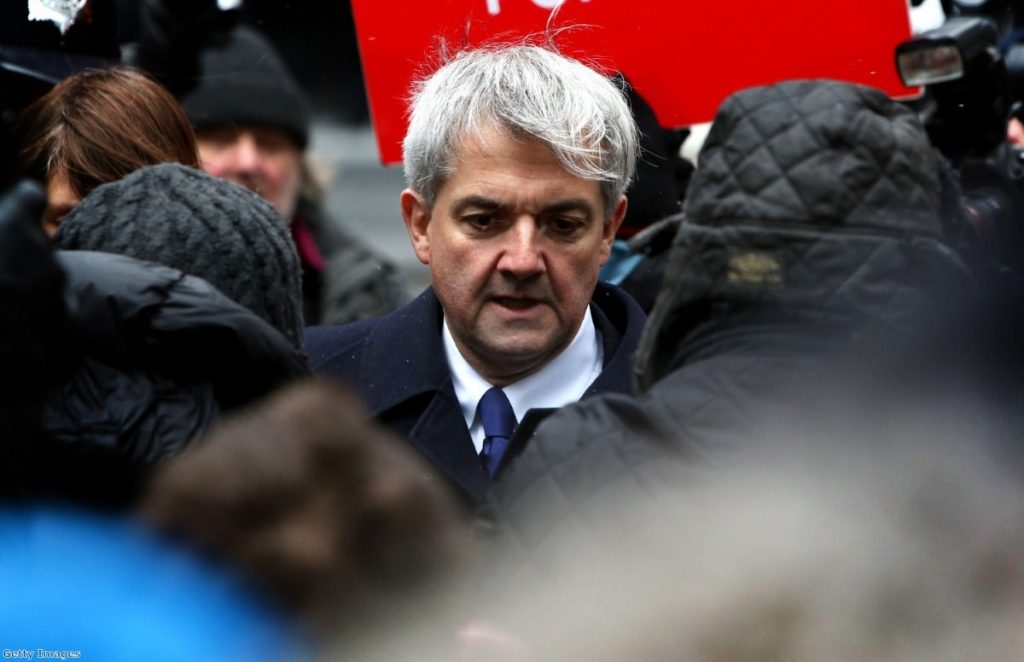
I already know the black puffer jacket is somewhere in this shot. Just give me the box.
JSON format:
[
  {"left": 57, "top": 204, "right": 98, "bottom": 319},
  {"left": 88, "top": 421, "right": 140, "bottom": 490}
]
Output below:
[
  {"left": 42, "top": 251, "right": 309, "bottom": 466},
  {"left": 483, "top": 81, "right": 977, "bottom": 571}
]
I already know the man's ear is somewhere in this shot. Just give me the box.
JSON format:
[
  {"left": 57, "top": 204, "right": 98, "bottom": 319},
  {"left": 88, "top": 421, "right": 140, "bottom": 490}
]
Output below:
[
  {"left": 400, "top": 188, "right": 432, "bottom": 266},
  {"left": 599, "top": 196, "right": 628, "bottom": 266}
]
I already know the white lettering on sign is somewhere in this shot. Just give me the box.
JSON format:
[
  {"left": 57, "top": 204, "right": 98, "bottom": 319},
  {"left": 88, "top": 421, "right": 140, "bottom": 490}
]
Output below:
[{"left": 486, "top": 0, "right": 591, "bottom": 17}]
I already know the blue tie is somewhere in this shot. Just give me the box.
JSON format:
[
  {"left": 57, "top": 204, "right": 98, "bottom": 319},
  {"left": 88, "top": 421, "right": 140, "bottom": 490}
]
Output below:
[{"left": 478, "top": 387, "right": 517, "bottom": 477}]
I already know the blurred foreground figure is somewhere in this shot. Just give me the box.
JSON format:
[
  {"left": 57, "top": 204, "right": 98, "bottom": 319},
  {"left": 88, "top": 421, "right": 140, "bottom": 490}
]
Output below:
[
  {"left": 141, "top": 380, "right": 475, "bottom": 649},
  {"left": 0, "top": 507, "right": 301, "bottom": 659},
  {"left": 381, "top": 269, "right": 1024, "bottom": 659},
  {"left": 487, "top": 80, "right": 977, "bottom": 562},
  {"left": 461, "top": 431, "right": 1024, "bottom": 661}
]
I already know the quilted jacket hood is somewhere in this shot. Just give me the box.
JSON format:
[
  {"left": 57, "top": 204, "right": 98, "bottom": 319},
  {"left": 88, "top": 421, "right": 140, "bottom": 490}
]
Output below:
[{"left": 635, "top": 80, "right": 974, "bottom": 391}]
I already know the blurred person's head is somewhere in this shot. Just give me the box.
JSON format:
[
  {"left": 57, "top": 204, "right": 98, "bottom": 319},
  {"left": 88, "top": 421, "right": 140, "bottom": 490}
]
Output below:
[
  {"left": 18, "top": 67, "right": 199, "bottom": 236},
  {"left": 193, "top": 124, "right": 305, "bottom": 221},
  {"left": 399, "top": 43, "right": 638, "bottom": 385},
  {"left": 53, "top": 163, "right": 304, "bottom": 347},
  {"left": 179, "top": 26, "right": 310, "bottom": 220},
  {"left": 140, "top": 379, "right": 474, "bottom": 638}
]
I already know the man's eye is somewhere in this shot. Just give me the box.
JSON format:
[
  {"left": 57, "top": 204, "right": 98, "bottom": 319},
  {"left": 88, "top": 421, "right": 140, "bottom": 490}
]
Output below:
[
  {"left": 464, "top": 214, "right": 495, "bottom": 231},
  {"left": 547, "top": 217, "right": 585, "bottom": 236},
  {"left": 256, "top": 135, "right": 292, "bottom": 154}
]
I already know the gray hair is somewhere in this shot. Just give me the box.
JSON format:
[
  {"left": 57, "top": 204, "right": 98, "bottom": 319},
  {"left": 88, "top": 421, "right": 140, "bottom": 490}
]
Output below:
[{"left": 403, "top": 44, "right": 639, "bottom": 216}]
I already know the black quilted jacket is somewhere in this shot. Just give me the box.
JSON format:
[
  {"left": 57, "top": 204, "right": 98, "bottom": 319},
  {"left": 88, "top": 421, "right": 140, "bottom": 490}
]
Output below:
[
  {"left": 482, "top": 81, "right": 977, "bottom": 574},
  {"left": 41, "top": 251, "right": 309, "bottom": 467}
]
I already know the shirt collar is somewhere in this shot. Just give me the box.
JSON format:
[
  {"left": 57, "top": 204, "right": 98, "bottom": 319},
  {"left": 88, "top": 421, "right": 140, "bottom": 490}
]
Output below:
[{"left": 444, "top": 307, "right": 603, "bottom": 449}]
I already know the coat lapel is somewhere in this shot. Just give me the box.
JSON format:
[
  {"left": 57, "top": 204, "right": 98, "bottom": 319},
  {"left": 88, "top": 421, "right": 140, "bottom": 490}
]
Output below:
[
  {"left": 356, "top": 288, "right": 489, "bottom": 500},
  {"left": 349, "top": 284, "right": 645, "bottom": 501},
  {"left": 356, "top": 288, "right": 450, "bottom": 416},
  {"left": 408, "top": 384, "right": 490, "bottom": 500}
]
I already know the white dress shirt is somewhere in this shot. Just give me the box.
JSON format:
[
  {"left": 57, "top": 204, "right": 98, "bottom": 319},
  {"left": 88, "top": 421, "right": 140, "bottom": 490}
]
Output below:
[{"left": 443, "top": 307, "right": 604, "bottom": 453}]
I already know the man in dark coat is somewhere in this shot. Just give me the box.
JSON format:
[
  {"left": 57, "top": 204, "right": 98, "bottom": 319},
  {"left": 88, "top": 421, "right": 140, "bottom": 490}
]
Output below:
[
  {"left": 305, "top": 44, "right": 645, "bottom": 505},
  {"left": 484, "top": 79, "right": 977, "bottom": 564}
]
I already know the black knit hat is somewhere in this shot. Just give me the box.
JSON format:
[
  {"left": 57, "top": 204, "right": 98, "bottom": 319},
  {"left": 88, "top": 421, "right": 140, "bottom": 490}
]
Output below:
[
  {"left": 179, "top": 26, "right": 310, "bottom": 148},
  {"left": 54, "top": 163, "right": 305, "bottom": 348}
]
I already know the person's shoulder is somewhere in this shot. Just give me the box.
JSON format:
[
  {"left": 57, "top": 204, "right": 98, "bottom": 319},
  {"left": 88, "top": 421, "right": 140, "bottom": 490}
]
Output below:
[
  {"left": 304, "top": 288, "right": 442, "bottom": 376},
  {"left": 303, "top": 318, "right": 380, "bottom": 374}
]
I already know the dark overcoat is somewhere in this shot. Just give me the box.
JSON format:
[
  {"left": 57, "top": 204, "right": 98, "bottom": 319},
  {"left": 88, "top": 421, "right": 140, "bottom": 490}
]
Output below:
[{"left": 304, "top": 282, "right": 646, "bottom": 503}]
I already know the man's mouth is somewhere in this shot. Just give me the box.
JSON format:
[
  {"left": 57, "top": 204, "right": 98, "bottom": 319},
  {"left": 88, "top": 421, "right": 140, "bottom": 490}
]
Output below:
[{"left": 494, "top": 296, "right": 539, "bottom": 310}]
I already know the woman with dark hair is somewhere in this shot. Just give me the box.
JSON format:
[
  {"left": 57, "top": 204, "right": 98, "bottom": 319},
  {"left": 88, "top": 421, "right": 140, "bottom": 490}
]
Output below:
[{"left": 18, "top": 66, "right": 199, "bottom": 235}]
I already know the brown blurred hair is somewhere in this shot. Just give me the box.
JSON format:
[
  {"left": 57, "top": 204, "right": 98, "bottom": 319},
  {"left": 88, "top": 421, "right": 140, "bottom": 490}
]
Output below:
[
  {"left": 140, "top": 379, "right": 473, "bottom": 636},
  {"left": 18, "top": 67, "right": 199, "bottom": 197}
]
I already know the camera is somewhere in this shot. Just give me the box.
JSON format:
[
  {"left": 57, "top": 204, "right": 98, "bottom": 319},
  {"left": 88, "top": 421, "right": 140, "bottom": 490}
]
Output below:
[{"left": 897, "top": 2, "right": 1024, "bottom": 272}]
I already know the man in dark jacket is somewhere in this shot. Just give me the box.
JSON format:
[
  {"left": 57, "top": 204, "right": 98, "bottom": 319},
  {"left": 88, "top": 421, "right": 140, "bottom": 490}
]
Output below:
[
  {"left": 485, "top": 79, "right": 977, "bottom": 563},
  {"left": 305, "top": 44, "right": 645, "bottom": 505}
]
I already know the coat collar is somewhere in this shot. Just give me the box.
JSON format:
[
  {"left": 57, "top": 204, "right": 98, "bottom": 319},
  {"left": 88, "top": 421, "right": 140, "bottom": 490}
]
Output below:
[
  {"left": 355, "top": 287, "right": 488, "bottom": 498},
  {"left": 356, "top": 283, "right": 645, "bottom": 499},
  {"left": 356, "top": 287, "right": 451, "bottom": 417},
  {"left": 358, "top": 283, "right": 644, "bottom": 413}
]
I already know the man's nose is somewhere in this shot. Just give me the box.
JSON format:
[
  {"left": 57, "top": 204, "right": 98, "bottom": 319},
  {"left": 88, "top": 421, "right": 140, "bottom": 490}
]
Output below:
[
  {"left": 227, "top": 132, "right": 263, "bottom": 173},
  {"left": 497, "top": 219, "right": 545, "bottom": 277}
]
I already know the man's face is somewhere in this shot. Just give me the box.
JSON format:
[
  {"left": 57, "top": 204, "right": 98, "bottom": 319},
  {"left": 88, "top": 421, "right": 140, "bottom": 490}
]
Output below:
[
  {"left": 401, "top": 127, "right": 626, "bottom": 385},
  {"left": 196, "top": 125, "right": 303, "bottom": 220}
]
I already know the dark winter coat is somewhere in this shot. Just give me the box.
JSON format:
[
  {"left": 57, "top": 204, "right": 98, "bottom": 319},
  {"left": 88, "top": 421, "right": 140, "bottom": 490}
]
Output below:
[
  {"left": 484, "top": 80, "right": 977, "bottom": 567},
  {"left": 293, "top": 196, "right": 410, "bottom": 326},
  {"left": 41, "top": 251, "right": 308, "bottom": 466},
  {"left": 303, "top": 282, "right": 646, "bottom": 505}
]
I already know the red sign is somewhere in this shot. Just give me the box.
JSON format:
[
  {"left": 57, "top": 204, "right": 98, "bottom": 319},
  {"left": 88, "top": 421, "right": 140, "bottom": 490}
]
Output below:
[{"left": 351, "top": 0, "right": 916, "bottom": 165}]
